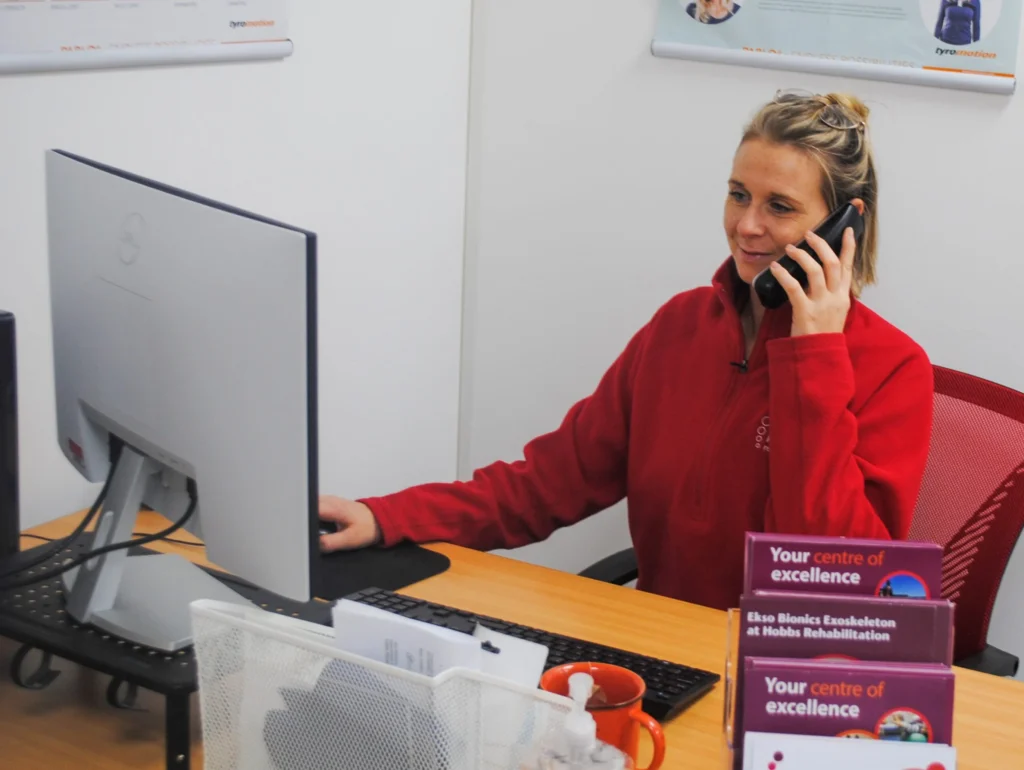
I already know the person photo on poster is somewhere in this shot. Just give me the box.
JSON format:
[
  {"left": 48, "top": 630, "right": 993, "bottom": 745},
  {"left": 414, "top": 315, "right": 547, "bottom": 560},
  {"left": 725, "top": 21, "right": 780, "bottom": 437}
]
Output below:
[
  {"left": 686, "top": 0, "right": 742, "bottom": 24},
  {"left": 934, "top": 0, "right": 982, "bottom": 44}
]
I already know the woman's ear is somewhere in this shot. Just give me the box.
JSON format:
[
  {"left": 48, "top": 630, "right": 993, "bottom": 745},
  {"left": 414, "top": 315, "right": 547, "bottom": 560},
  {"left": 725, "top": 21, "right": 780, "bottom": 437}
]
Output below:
[{"left": 850, "top": 198, "right": 866, "bottom": 216}]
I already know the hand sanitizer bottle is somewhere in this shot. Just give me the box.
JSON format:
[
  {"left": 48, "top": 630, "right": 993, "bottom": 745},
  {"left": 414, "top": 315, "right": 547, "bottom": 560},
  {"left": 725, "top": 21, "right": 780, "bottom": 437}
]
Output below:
[{"left": 523, "top": 672, "right": 635, "bottom": 770}]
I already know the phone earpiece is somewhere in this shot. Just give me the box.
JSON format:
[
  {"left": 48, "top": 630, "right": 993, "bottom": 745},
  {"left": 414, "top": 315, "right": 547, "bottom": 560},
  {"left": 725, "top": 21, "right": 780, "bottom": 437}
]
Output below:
[
  {"left": 752, "top": 203, "right": 864, "bottom": 310},
  {"left": 754, "top": 256, "right": 804, "bottom": 310}
]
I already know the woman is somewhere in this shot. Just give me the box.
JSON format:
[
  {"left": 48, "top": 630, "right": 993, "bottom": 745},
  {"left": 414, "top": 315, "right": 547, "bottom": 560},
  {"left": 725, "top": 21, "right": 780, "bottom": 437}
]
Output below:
[
  {"left": 687, "top": 0, "right": 741, "bottom": 24},
  {"left": 319, "top": 90, "right": 934, "bottom": 612}
]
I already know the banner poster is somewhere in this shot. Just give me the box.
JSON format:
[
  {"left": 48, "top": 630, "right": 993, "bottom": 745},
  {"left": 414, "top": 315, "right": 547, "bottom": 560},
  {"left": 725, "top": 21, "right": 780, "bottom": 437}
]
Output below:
[
  {"left": 652, "top": 0, "right": 1020, "bottom": 94},
  {"left": 0, "top": 1, "right": 291, "bottom": 75}
]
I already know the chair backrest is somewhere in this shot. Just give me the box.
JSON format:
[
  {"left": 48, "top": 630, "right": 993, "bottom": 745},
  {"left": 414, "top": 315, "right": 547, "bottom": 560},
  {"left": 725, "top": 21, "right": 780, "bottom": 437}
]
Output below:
[{"left": 908, "top": 365, "right": 1024, "bottom": 661}]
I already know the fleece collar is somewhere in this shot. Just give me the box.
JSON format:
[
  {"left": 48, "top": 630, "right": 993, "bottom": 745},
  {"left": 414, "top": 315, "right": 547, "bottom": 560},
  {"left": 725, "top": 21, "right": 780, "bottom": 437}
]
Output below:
[
  {"left": 709, "top": 256, "right": 863, "bottom": 340},
  {"left": 710, "top": 257, "right": 793, "bottom": 340}
]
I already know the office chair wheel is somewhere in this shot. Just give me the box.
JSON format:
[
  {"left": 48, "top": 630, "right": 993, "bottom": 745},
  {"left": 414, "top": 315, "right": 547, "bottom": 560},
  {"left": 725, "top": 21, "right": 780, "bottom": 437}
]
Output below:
[{"left": 10, "top": 643, "right": 60, "bottom": 690}]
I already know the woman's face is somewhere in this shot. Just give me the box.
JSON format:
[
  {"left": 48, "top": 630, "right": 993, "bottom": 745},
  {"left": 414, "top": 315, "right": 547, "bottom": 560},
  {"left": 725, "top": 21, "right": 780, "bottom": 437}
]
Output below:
[{"left": 723, "top": 137, "right": 830, "bottom": 287}]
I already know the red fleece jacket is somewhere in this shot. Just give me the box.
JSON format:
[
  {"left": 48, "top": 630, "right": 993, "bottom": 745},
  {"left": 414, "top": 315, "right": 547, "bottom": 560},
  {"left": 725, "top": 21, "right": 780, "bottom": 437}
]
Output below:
[{"left": 360, "top": 259, "right": 934, "bottom": 611}]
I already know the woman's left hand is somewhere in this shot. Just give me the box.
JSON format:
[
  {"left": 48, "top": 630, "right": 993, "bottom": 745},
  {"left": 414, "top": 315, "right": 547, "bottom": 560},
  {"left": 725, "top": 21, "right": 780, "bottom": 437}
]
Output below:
[{"left": 769, "top": 225, "right": 856, "bottom": 337}]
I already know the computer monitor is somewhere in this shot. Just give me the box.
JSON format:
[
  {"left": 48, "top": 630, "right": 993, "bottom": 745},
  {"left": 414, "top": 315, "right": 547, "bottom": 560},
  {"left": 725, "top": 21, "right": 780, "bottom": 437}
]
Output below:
[
  {"left": 45, "top": 149, "right": 319, "bottom": 652},
  {"left": 42, "top": 150, "right": 450, "bottom": 653},
  {"left": 0, "top": 310, "right": 17, "bottom": 560}
]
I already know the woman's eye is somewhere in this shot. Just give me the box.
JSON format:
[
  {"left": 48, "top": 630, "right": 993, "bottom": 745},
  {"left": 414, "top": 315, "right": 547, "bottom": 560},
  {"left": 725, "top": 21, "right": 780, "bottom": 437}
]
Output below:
[
  {"left": 729, "top": 190, "right": 747, "bottom": 202},
  {"left": 770, "top": 201, "right": 793, "bottom": 214}
]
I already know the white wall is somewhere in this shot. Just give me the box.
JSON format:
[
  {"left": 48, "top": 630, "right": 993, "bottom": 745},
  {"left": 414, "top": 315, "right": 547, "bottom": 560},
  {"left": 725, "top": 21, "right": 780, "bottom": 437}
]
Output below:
[
  {"left": 0, "top": 1, "right": 471, "bottom": 527},
  {"left": 460, "top": 0, "right": 1024, "bottom": 674}
]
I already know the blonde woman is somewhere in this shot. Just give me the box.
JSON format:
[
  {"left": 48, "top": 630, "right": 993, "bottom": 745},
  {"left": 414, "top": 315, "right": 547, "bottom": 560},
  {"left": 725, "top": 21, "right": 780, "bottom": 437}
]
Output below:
[
  {"left": 687, "top": 0, "right": 741, "bottom": 24},
  {"left": 319, "top": 90, "right": 933, "bottom": 613}
]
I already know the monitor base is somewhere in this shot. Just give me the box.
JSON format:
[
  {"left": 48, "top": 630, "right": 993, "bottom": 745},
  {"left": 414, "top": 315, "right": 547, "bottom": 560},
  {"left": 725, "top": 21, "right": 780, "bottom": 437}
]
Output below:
[
  {"left": 63, "top": 551, "right": 250, "bottom": 652},
  {"left": 60, "top": 444, "right": 252, "bottom": 653}
]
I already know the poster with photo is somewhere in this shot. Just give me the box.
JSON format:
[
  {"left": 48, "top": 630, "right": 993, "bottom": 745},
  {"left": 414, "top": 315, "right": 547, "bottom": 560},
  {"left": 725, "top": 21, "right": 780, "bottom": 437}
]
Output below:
[
  {"left": 651, "top": 0, "right": 1021, "bottom": 94},
  {"left": 0, "top": 0, "right": 291, "bottom": 75}
]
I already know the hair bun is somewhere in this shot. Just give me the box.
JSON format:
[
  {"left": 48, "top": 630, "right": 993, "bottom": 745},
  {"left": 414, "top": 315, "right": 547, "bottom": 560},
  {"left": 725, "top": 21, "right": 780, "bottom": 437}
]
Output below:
[{"left": 825, "top": 93, "right": 870, "bottom": 123}]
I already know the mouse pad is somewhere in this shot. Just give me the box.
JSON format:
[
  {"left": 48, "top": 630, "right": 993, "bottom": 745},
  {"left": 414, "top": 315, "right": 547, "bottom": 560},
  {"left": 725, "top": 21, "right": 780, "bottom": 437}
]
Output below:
[{"left": 312, "top": 544, "right": 451, "bottom": 601}]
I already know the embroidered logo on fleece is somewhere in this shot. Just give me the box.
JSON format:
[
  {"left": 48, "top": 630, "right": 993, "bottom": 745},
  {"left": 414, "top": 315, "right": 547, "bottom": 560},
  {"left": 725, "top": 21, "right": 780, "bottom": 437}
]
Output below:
[{"left": 755, "top": 415, "right": 770, "bottom": 453}]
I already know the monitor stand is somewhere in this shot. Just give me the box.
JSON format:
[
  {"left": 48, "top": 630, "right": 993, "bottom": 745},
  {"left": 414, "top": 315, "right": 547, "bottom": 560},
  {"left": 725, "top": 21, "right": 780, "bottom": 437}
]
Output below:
[{"left": 62, "top": 446, "right": 252, "bottom": 653}]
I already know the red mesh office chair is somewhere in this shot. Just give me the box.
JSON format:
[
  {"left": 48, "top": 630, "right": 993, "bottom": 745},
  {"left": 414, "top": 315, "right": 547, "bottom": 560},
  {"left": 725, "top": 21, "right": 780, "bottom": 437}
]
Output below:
[
  {"left": 907, "top": 365, "right": 1024, "bottom": 676},
  {"left": 582, "top": 365, "right": 1024, "bottom": 676}
]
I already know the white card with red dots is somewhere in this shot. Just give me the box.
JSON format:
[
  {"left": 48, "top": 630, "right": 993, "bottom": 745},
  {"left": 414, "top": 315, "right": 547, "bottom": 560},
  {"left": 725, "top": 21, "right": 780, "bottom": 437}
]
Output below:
[{"left": 742, "top": 731, "right": 956, "bottom": 770}]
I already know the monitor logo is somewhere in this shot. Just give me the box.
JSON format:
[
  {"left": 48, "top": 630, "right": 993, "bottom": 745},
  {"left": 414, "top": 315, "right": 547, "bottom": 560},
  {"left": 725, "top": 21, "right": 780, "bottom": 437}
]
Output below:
[
  {"left": 67, "top": 438, "right": 84, "bottom": 468},
  {"left": 117, "top": 213, "right": 145, "bottom": 265}
]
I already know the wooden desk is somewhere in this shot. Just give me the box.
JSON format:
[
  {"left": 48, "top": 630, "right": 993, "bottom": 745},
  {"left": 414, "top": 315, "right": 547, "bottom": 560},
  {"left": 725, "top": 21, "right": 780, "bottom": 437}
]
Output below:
[{"left": 3, "top": 512, "right": 1023, "bottom": 769}]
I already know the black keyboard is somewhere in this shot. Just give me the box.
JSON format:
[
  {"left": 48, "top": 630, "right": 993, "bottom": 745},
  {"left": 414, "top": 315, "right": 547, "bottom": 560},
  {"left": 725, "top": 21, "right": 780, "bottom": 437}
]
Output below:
[{"left": 343, "top": 587, "right": 720, "bottom": 721}]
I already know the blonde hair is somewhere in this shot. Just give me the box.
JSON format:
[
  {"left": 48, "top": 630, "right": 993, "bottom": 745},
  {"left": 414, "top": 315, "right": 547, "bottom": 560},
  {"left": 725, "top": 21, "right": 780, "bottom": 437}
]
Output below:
[
  {"left": 741, "top": 92, "right": 878, "bottom": 295},
  {"left": 694, "top": 0, "right": 735, "bottom": 23}
]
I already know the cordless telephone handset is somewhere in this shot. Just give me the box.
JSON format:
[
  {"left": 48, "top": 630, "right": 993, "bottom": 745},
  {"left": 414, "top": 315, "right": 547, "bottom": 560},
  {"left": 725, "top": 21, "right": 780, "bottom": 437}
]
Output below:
[{"left": 752, "top": 203, "right": 865, "bottom": 310}]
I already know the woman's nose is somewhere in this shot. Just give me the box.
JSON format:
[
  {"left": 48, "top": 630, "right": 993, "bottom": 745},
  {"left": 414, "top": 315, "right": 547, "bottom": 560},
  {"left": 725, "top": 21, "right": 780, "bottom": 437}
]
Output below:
[{"left": 736, "top": 207, "right": 766, "bottom": 236}]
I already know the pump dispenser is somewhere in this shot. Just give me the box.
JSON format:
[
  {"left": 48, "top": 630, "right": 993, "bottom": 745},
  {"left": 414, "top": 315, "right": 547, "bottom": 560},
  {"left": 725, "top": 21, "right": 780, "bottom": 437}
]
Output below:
[{"left": 522, "top": 672, "right": 634, "bottom": 770}]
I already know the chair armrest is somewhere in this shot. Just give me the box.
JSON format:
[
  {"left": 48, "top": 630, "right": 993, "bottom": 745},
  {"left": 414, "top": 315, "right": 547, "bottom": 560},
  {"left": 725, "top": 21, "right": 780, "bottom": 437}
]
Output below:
[
  {"left": 956, "top": 644, "right": 1020, "bottom": 678},
  {"left": 578, "top": 547, "right": 638, "bottom": 585}
]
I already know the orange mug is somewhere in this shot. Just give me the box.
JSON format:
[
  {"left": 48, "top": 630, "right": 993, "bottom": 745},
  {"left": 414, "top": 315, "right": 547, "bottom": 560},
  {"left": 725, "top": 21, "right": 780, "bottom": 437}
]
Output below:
[{"left": 540, "top": 662, "right": 666, "bottom": 770}]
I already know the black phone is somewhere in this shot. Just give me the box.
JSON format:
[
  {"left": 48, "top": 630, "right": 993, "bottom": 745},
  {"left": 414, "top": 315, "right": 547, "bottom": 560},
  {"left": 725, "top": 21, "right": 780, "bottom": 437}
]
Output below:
[{"left": 752, "top": 202, "right": 865, "bottom": 310}]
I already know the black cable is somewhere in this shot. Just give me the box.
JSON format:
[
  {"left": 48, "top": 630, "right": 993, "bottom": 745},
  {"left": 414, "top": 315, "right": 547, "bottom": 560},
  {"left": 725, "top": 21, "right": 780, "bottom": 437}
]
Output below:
[
  {"left": 144, "top": 534, "right": 202, "bottom": 547},
  {"left": 0, "top": 441, "right": 123, "bottom": 581},
  {"left": 0, "top": 480, "right": 199, "bottom": 591}
]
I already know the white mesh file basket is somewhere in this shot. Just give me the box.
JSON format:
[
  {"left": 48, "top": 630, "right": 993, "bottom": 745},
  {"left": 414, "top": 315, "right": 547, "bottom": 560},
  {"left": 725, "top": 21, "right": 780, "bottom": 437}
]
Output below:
[{"left": 189, "top": 598, "right": 573, "bottom": 770}]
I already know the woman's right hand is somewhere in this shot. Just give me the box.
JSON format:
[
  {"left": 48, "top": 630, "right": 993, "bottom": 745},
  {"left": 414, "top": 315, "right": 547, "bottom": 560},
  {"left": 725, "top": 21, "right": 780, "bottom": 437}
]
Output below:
[{"left": 318, "top": 495, "right": 382, "bottom": 552}]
